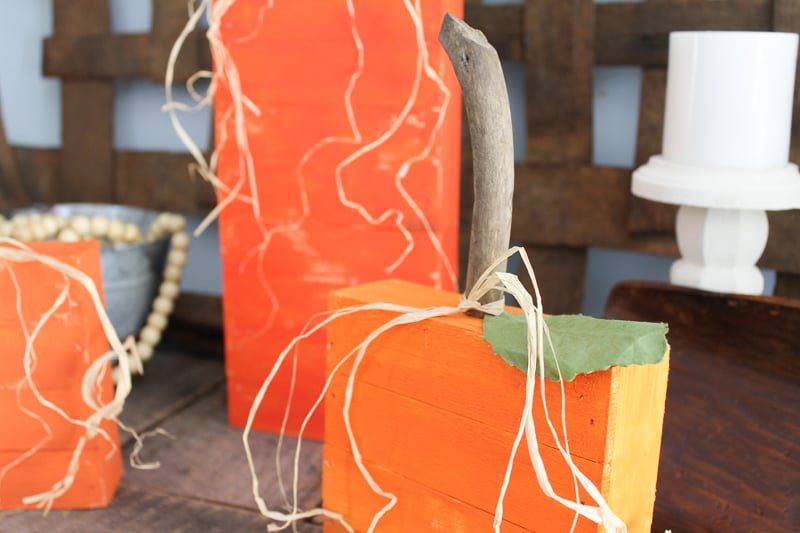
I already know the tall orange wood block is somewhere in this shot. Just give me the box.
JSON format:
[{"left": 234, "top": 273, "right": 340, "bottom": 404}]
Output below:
[
  {"left": 0, "top": 241, "right": 122, "bottom": 509},
  {"left": 215, "top": 0, "right": 463, "bottom": 438},
  {"left": 324, "top": 280, "right": 669, "bottom": 532}
]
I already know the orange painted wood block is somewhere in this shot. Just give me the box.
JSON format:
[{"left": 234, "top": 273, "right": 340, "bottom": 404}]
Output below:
[
  {"left": 0, "top": 241, "right": 121, "bottom": 509},
  {"left": 215, "top": 0, "right": 463, "bottom": 438},
  {"left": 324, "top": 280, "right": 670, "bottom": 532}
]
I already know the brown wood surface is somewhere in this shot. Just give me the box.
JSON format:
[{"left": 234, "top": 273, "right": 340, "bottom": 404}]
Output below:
[
  {"left": 628, "top": 68, "right": 678, "bottom": 235},
  {"left": 44, "top": 34, "right": 150, "bottom": 78},
  {"left": 605, "top": 281, "right": 800, "bottom": 533},
  {"left": 12, "top": 147, "right": 60, "bottom": 207},
  {"left": 0, "top": 325, "right": 323, "bottom": 532},
  {"left": 521, "top": 245, "right": 587, "bottom": 315},
  {"left": 116, "top": 151, "right": 216, "bottom": 212},
  {"left": 774, "top": 0, "right": 800, "bottom": 163},
  {"left": 595, "top": 0, "right": 773, "bottom": 67},
  {"left": 525, "top": 0, "right": 594, "bottom": 164},
  {"left": 464, "top": 3, "right": 524, "bottom": 62},
  {"left": 0, "top": 94, "right": 29, "bottom": 211},
  {"left": 149, "top": 1, "right": 206, "bottom": 84},
  {"left": 53, "top": 0, "right": 114, "bottom": 204}
]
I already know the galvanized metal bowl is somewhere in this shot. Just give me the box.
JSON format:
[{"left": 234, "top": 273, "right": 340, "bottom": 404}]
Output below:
[{"left": 13, "top": 203, "right": 170, "bottom": 339}]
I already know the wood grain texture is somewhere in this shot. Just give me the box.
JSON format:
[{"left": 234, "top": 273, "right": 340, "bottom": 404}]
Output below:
[
  {"left": 53, "top": 0, "right": 114, "bottom": 203},
  {"left": 439, "top": 14, "right": 514, "bottom": 304},
  {"left": 116, "top": 151, "right": 216, "bottom": 213},
  {"left": 0, "top": 483, "right": 288, "bottom": 533},
  {"left": 628, "top": 68, "right": 678, "bottom": 235},
  {"left": 464, "top": 3, "right": 524, "bottom": 61},
  {"left": 325, "top": 279, "right": 668, "bottom": 532},
  {"left": 773, "top": 0, "right": 800, "bottom": 163},
  {"left": 520, "top": 245, "right": 588, "bottom": 315},
  {"left": 123, "top": 388, "right": 323, "bottom": 513},
  {"left": 525, "top": 0, "right": 594, "bottom": 164},
  {"left": 0, "top": 93, "right": 28, "bottom": 211},
  {"left": 13, "top": 147, "right": 60, "bottom": 206},
  {"left": 43, "top": 34, "right": 150, "bottom": 78},
  {"left": 605, "top": 281, "right": 800, "bottom": 533},
  {"left": 595, "top": 0, "right": 773, "bottom": 66},
  {"left": 150, "top": 0, "right": 208, "bottom": 83}
]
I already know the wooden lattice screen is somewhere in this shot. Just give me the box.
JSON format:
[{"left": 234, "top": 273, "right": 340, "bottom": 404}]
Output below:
[{"left": 2, "top": 0, "right": 800, "bottom": 318}]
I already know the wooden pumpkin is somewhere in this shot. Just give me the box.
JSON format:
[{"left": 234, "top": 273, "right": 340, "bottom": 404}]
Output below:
[
  {"left": 0, "top": 241, "right": 122, "bottom": 510},
  {"left": 322, "top": 279, "right": 669, "bottom": 532},
  {"left": 215, "top": 0, "right": 463, "bottom": 439}
]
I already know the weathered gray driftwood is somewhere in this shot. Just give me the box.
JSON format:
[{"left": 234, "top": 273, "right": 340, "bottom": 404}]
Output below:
[{"left": 439, "top": 13, "right": 514, "bottom": 306}]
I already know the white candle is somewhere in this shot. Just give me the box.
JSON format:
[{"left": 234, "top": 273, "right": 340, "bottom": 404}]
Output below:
[{"left": 662, "top": 31, "right": 798, "bottom": 169}]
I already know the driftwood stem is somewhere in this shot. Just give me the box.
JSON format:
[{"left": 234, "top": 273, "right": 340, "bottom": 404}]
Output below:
[{"left": 439, "top": 13, "right": 514, "bottom": 306}]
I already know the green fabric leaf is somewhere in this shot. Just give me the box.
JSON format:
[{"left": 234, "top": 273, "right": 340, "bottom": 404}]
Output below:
[{"left": 483, "top": 313, "right": 668, "bottom": 382}]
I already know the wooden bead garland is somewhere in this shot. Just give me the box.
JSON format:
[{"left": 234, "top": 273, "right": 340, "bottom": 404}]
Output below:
[{"left": 0, "top": 211, "right": 190, "bottom": 382}]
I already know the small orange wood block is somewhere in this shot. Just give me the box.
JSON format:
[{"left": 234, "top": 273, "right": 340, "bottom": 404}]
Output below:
[
  {"left": 0, "top": 241, "right": 121, "bottom": 510},
  {"left": 324, "top": 280, "right": 669, "bottom": 532},
  {"left": 216, "top": 0, "right": 463, "bottom": 439}
]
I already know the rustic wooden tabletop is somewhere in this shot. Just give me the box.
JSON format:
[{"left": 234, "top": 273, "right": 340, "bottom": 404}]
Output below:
[{"left": 0, "top": 327, "right": 323, "bottom": 533}]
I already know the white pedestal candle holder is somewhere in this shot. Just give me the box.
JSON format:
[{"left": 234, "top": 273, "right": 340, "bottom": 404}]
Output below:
[{"left": 633, "top": 31, "right": 800, "bottom": 294}]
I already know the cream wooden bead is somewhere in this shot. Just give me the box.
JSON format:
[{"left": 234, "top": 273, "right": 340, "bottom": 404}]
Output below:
[
  {"left": 136, "top": 342, "right": 154, "bottom": 362},
  {"left": 90, "top": 215, "right": 109, "bottom": 237},
  {"left": 163, "top": 264, "right": 183, "bottom": 282},
  {"left": 171, "top": 231, "right": 190, "bottom": 250},
  {"left": 153, "top": 296, "right": 174, "bottom": 315},
  {"left": 58, "top": 227, "right": 80, "bottom": 242},
  {"left": 41, "top": 215, "right": 60, "bottom": 237},
  {"left": 167, "top": 214, "right": 187, "bottom": 232},
  {"left": 159, "top": 280, "right": 180, "bottom": 300},
  {"left": 147, "top": 311, "right": 168, "bottom": 331},
  {"left": 11, "top": 214, "right": 28, "bottom": 228},
  {"left": 123, "top": 223, "right": 142, "bottom": 243},
  {"left": 12, "top": 226, "right": 32, "bottom": 242},
  {"left": 139, "top": 325, "right": 161, "bottom": 347},
  {"left": 29, "top": 220, "right": 47, "bottom": 241},
  {"left": 167, "top": 248, "right": 188, "bottom": 268},
  {"left": 107, "top": 219, "right": 125, "bottom": 243},
  {"left": 0, "top": 221, "right": 12, "bottom": 237},
  {"left": 111, "top": 365, "right": 123, "bottom": 384},
  {"left": 70, "top": 215, "right": 91, "bottom": 237}
]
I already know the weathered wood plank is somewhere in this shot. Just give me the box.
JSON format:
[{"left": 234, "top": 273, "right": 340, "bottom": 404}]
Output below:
[
  {"left": 605, "top": 281, "right": 800, "bottom": 533},
  {"left": 512, "top": 163, "right": 800, "bottom": 273},
  {"left": 150, "top": 1, "right": 209, "bottom": 83},
  {"left": 43, "top": 34, "right": 149, "bottom": 78},
  {"left": 512, "top": 164, "right": 634, "bottom": 249},
  {"left": 0, "top": 94, "right": 29, "bottom": 211},
  {"left": 53, "top": 0, "right": 114, "bottom": 203},
  {"left": 464, "top": 3, "right": 524, "bottom": 62},
  {"left": 116, "top": 151, "right": 216, "bottom": 213},
  {"left": 13, "top": 147, "right": 60, "bottom": 206},
  {"left": 123, "top": 387, "right": 323, "bottom": 515},
  {"left": 522, "top": 245, "right": 587, "bottom": 314},
  {"left": 0, "top": 483, "right": 296, "bottom": 532},
  {"left": 773, "top": 0, "right": 800, "bottom": 163},
  {"left": 120, "top": 342, "right": 225, "bottom": 442},
  {"left": 594, "top": 0, "right": 773, "bottom": 67},
  {"left": 628, "top": 68, "right": 677, "bottom": 234},
  {"left": 763, "top": 210, "right": 800, "bottom": 274},
  {"left": 524, "top": 0, "right": 594, "bottom": 164}
]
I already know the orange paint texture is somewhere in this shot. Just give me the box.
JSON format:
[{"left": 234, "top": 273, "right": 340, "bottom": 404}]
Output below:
[
  {"left": 215, "top": 1, "right": 463, "bottom": 438},
  {"left": 0, "top": 241, "right": 121, "bottom": 510},
  {"left": 324, "top": 280, "right": 670, "bottom": 532}
]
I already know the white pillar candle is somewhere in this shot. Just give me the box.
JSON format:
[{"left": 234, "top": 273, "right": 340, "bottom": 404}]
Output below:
[{"left": 662, "top": 31, "right": 798, "bottom": 169}]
